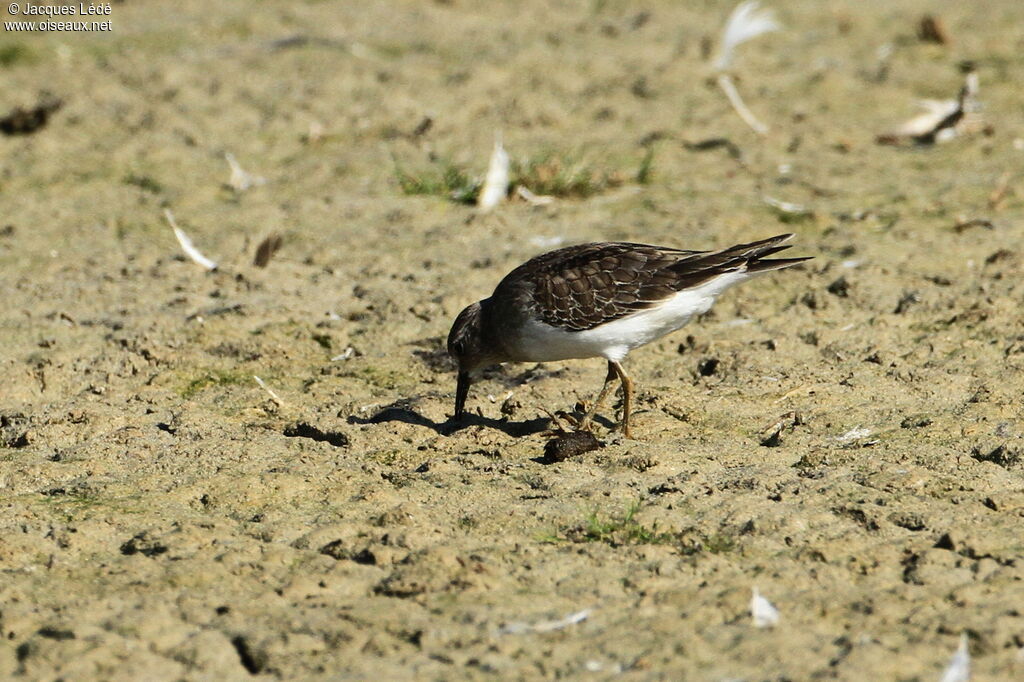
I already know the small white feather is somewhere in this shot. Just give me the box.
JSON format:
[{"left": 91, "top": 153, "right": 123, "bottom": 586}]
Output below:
[
  {"left": 253, "top": 375, "right": 285, "bottom": 406},
  {"left": 835, "top": 426, "right": 872, "bottom": 443},
  {"left": 225, "top": 152, "right": 267, "bottom": 192},
  {"left": 165, "top": 209, "right": 218, "bottom": 271},
  {"left": 886, "top": 73, "right": 982, "bottom": 143},
  {"left": 750, "top": 587, "right": 780, "bottom": 628},
  {"left": 894, "top": 100, "right": 959, "bottom": 137},
  {"left": 478, "top": 134, "right": 510, "bottom": 211},
  {"left": 839, "top": 425, "right": 872, "bottom": 440},
  {"left": 500, "top": 609, "right": 591, "bottom": 635},
  {"left": 516, "top": 185, "right": 555, "bottom": 206},
  {"left": 717, "top": 73, "right": 769, "bottom": 135},
  {"left": 715, "top": 1, "right": 780, "bottom": 71},
  {"left": 939, "top": 633, "right": 970, "bottom": 682},
  {"left": 331, "top": 347, "right": 355, "bottom": 362},
  {"left": 763, "top": 195, "right": 810, "bottom": 215}
]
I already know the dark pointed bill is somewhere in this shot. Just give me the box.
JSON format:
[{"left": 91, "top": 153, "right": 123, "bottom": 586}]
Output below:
[{"left": 454, "top": 371, "right": 471, "bottom": 420}]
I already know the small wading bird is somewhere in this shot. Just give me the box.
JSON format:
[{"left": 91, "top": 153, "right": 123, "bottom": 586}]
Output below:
[{"left": 447, "top": 234, "right": 809, "bottom": 437}]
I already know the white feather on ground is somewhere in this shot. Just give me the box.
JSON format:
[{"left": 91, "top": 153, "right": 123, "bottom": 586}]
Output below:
[
  {"left": 478, "top": 134, "right": 510, "bottom": 211},
  {"left": 516, "top": 185, "right": 554, "bottom": 206},
  {"left": 763, "top": 195, "right": 811, "bottom": 216},
  {"left": 225, "top": 152, "right": 267, "bottom": 192},
  {"left": 883, "top": 73, "right": 982, "bottom": 143},
  {"left": 499, "top": 609, "right": 590, "bottom": 635},
  {"left": 939, "top": 633, "right": 970, "bottom": 682},
  {"left": 750, "top": 587, "right": 780, "bottom": 628},
  {"left": 712, "top": 2, "right": 780, "bottom": 135},
  {"left": 716, "top": 72, "right": 769, "bottom": 134},
  {"left": 165, "top": 209, "right": 218, "bottom": 271},
  {"left": 895, "top": 99, "right": 961, "bottom": 137},
  {"left": 714, "top": 1, "right": 780, "bottom": 71},
  {"left": 253, "top": 376, "right": 285, "bottom": 406},
  {"left": 835, "top": 426, "right": 872, "bottom": 443}
]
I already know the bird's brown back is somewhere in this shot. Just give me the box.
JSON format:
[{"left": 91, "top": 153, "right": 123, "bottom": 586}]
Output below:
[{"left": 492, "top": 235, "right": 807, "bottom": 332}]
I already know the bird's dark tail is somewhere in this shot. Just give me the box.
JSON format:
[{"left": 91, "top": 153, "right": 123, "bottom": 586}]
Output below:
[
  {"left": 668, "top": 233, "right": 811, "bottom": 286},
  {"left": 735, "top": 234, "right": 813, "bottom": 273}
]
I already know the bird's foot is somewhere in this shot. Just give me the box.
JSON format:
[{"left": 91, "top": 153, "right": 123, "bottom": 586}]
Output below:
[
  {"left": 569, "top": 399, "right": 603, "bottom": 433},
  {"left": 542, "top": 407, "right": 607, "bottom": 437},
  {"left": 539, "top": 408, "right": 577, "bottom": 438}
]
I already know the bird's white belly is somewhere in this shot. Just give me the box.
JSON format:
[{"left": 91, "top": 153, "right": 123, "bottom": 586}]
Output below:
[{"left": 510, "top": 273, "right": 748, "bottom": 363}]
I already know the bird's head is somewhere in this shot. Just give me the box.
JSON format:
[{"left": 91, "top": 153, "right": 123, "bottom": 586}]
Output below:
[{"left": 447, "top": 300, "right": 498, "bottom": 419}]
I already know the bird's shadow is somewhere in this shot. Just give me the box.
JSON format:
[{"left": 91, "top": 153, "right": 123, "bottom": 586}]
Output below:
[{"left": 347, "top": 403, "right": 550, "bottom": 437}]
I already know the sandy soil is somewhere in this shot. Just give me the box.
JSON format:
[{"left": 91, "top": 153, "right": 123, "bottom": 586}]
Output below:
[{"left": 2, "top": 1, "right": 1023, "bottom": 679}]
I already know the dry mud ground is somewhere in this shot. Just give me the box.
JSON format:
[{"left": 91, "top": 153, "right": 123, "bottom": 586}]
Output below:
[{"left": 2, "top": 1, "right": 1024, "bottom": 679}]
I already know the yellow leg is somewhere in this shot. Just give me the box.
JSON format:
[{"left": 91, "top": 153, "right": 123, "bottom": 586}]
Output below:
[
  {"left": 576, "top": 361, "right": 618, "bottom": 432},
  {"left": 611, "top": 361, "right": 635, "bottom": 438}
]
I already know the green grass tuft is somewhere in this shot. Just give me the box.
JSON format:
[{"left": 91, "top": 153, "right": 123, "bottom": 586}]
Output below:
[
  {"left": 180, "top": 369, "right": 251, "bottom": 398},
  {"left": 393, "top": 147, "right": 643, "bottom": 205},
  {"left": 511, "top": 151, "right": 625, "bottom": 199},
  {"left": 562, "top": 501, "right": 677, "bottom": 546},
  {"left": 550, "top": 500, "right": 740, "bottom": 554},
  {"left": 394, "top": 158, "right": 480, "bottom": 204}
]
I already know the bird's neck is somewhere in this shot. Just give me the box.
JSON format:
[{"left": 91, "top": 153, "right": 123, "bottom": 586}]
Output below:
[{"left": 476, "top": 297, "right": 513, "bottom": 365}]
